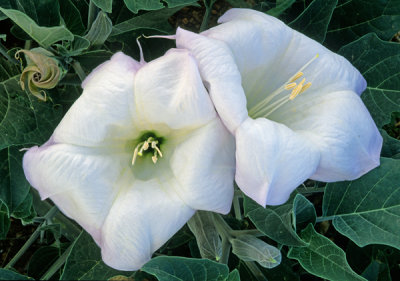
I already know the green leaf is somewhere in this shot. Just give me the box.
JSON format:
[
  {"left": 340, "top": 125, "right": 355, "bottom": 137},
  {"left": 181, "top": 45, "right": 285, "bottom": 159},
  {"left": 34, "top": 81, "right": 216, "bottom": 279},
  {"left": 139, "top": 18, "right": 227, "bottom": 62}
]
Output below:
[
  {"left": 61, "top": 231, "right": 133, "bottom": 280},
  {"left": 227, "top": 269, "right": 240, "bottom": 281},
  {"left": 289, "top": 0, "right": 337, "bottom": 43},
  {"left": 27, "top": 246, "right": 63, "bottom": 279},
  {"left": 243, "top": 194, "right": 305, "bottom": 246},
  {"left": 339, "top": 34, "right": 400, "bottom": 130},
  {"left": 59, "top": 0, "right": 85, "bottom": 35},
  {"left": 288, "top": 225, "right": 366, "bottom": 281},
  {"left": 74, "top": 50, "right": 113, "bottom": 71},
  {"left": 0, "top": 146, "right": 34, "bottom": 220},
  {"left": 339, "top": 33, "right": 400, "bottom": 129},
  {"left": 381, "top": 130, "right": 400, "bottom": 159},
  {"left": 322, "top": 157, "right": 400, "bottom": 250},
  {"left": 267, "top": 0, "right": 295, "bottom": 17},
  {"left": 85, "top": 11, "right": 112, "bottom": 47},
  {"left": 0, "top": 269, "right": 32, "bottom": 280},
  {"left": 123, "top": 0, "right": 164, "bottom": 14},
  {"left": 0, "top": 201, "right": 10, "bottom": 239},
  {"left": 164, "top": 0, "right": 199, "bottom": 8},
  {"left": 0, "top": 8, "right": 73, "bottom": 48},
  {"left": 110, "top": 6, "right": 185, "bottom": 38},
  {"left": 293, "top": 193, "right": 316, "bottom": 231},
  {"left": 326, "top": 0, "right": 400, "bottom": 50},
  {"left": 92, "top": 0, "right": 113, "bottom": 13},
  {"left": 142, "top": 256, "right": 230, "bottom": 281},
  {"left": 187, "top": 211, "right": 222, "bottom": 261}
]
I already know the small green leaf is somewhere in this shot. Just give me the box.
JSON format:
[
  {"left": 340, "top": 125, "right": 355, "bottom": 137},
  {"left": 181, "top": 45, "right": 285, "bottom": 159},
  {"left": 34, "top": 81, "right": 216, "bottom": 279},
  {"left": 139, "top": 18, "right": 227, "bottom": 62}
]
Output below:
[
  {"left": 293, "top": 193, "right": 316, "bottom": 231},
  {"left": 123, "top": 0, "right": 164, "bottom": 14},
  {"left": 339, "top": 33, "right": 400, "bottom": 129},
  {"left": 243, "top": 194, "right": 305, "bottom": 246},
  {"left": 187, "top": 211, "right": 222, "bottom": 261},
  {"left": 326, "top": 0, "right": 400, "bottom": 50},
  {"left": 0, "top": 269, "right": 33, "bottom": 280},
  {"left": 322, "top": 157, "right": 400, "bottom": 250},
  {"left": 0, "top": 8, "right": 73, "bottom": 48},
  {"left": 289, "top": 0, "right": 337, "bottom": 43},
  {"left": 288, "top": 225, "right": 366, "bottom": 281},
  {"left": 142, "top": 256, "right": 230, "bottom": 281},
  {"left": 61, "top": 231, "right": 133, "bottom": 280},
  {"left": 85, "top": 11, "right": 112, "bottom": 47},
  {"left": 92, "top": 0, "right": 113, "bottom": 13}
]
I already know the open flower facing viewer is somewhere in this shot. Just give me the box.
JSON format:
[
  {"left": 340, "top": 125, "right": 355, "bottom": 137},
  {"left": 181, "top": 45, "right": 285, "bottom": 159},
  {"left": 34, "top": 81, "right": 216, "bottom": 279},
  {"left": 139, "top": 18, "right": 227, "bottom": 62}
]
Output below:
[
  {"left": 22, "top": 50, "right": 235, "bottom": 270},
  {"left": 174, "top": 8, "right": 382, "bottom": 207}
]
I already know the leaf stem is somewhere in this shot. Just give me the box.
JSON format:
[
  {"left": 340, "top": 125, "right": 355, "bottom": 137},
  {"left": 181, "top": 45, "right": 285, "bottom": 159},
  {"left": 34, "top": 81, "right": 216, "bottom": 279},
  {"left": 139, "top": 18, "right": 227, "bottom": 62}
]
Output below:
[
  {"left": 233, "top": 194, "right": 242, "bottom": 220},
  {"left": 244, "top": 261, "right": 268, "bottom": 281},
  {"left": 40, "top": 243, "right": 74, "bottom": 280},
  {"left": 5, "top": 206, "right": 59, "bottom": 269},
  {"left": 316, "top": 215, "right": 336, "bottom": 223},
  {"left": 72, "top": 60, "right": 86, "bottom": 81}
]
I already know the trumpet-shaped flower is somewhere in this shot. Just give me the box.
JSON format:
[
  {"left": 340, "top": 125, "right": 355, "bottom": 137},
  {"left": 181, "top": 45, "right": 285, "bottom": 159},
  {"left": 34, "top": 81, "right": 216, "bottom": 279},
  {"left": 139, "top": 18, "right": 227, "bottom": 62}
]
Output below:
[
  {"left": 23, "top": 50, "right": 235, "bottom": 270},
  {"left": 174, "top": 9, "right": 382, "bottom": 206}
]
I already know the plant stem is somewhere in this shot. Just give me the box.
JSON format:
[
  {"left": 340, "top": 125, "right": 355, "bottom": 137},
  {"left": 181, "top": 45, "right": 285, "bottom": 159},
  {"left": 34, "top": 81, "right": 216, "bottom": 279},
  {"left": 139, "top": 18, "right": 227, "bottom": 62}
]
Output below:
[
  {"left": 87, "top": 0, "right": 97, "bottom": 30},
  {"left": 5, "top": 206, "right": 59, "bottom": 269},
  {"left": 219, "top": 238, "right": 231, "bottom": 264},
  {"left": 0, "top": 42, "right": 17, "bottom": 63},
  {"left": 245, "top": 261, "right": 268, "bottom": 281},
  {"left": 72, "top": 60, "right": 86, "bottom": 81},
  {"left": 40, "top": 243, "right": 74, "bottom": 280},
  {"left": 233, "top": 194, "right": 242, "bottom": 220},
  {"left": 24, "top": 40, "right": 31, "bottom": 50}
]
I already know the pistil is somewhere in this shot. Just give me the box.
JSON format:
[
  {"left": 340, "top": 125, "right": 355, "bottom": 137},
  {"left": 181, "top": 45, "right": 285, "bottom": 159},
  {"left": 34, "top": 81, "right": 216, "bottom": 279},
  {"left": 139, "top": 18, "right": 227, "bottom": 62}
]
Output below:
[{"left": 132, "top": 137, "right": 163, "bottom": 165}]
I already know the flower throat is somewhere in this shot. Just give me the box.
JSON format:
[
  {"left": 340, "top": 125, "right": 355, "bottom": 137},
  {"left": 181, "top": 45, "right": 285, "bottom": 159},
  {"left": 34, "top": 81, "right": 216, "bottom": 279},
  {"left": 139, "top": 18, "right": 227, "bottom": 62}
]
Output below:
[
  {"left": 132, "top": 133, "right": 164, "bottom": 165},
  {"left": 249, "top": 54, "right": 319, "bottom": 119}
]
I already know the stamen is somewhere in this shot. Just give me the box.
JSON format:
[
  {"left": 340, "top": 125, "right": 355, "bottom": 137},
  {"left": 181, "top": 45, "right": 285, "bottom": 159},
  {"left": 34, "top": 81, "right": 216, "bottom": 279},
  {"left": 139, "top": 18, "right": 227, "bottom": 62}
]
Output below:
[
  {"left": 289, "top": 72, "right": 303, "bottom": 83},
  {"left": 284, "top": 83, "right": 297, "bottom": 90},
  {"left": 152, "top": 154, "right": 158, "bottom": 164},
  {"left": 299, "top": 82, "right": 312, "bottom": 94},
  {"left": 131, "top": 145, "right": 140, "bottom": 165},
  {"left": 132, "top": 136, "right": 163, "bottom": 166}
]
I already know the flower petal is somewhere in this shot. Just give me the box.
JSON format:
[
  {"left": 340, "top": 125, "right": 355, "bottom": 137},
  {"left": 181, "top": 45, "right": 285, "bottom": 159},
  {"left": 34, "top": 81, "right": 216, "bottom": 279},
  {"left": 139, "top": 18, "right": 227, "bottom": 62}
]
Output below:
[
  {"left": 235, "top": 118, "right": 320, "bottom": 206},
  {"left": 134, "top": 49, "right": 216, "bottom": 131},
  {"left": 170, "top": 119, "right": 235, "bottom": 214},
  {"left": 203, "top": 9, "right": 366, "bottom": 113},
  {"left": 23, "top": 143, "right": 128, "bottom": 243},
  {"left": 100, "top": 178, "right": 194, "bottom": 271},
  {"left": 277, "top": 90, "right": 382, "bottom": 181},
  {"left": 53, "top": 52, "right": 140, "bottom": 147},
  {"left": 175, "top": 28, "right": 248, "bottom": 133}
]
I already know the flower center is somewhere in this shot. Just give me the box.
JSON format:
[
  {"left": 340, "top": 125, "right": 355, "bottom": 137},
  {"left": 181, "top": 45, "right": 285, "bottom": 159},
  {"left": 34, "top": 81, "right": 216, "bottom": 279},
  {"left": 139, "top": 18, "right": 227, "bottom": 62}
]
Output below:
[
  {"left": 248, "top": 54, "right": 319, "bottom": 119},
  {"left": 131, "top": 134, "right": 164, "bottom": 166}
]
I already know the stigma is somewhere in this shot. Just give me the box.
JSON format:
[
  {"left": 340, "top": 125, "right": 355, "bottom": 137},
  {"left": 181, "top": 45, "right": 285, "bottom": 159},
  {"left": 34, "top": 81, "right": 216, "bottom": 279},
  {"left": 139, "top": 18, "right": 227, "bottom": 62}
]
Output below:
[{"left": 132, "top": 137, "right": 163, "bottom": 165}]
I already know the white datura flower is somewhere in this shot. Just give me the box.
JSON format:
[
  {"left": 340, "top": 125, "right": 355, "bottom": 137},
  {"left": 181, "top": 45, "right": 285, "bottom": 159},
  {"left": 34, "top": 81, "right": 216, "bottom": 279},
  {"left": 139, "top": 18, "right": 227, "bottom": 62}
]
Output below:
[
  {"left": 173, "top": 8, "right": 383, "bottom": 207},
  {"left": 23, "top": 50, "right": 235, "bottom": 270}
]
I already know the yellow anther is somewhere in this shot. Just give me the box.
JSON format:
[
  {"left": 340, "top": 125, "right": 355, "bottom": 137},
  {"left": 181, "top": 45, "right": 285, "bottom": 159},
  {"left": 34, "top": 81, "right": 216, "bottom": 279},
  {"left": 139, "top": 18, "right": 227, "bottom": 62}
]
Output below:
[
  {"left": 142, "top": 141, "right": 149, "bottom": 151},
  {"left": 131, "top": 145, "right": 140, "bottom": 165},
  {"left": 284, "top": 82, "right": 297, "bottom": 90},
  {"left": 289, "top": 78, "right": 306, "bottom": 100},
  {"left": 152, "top": 155, "right": 158, "bottom": 164},
  {"left": 289, "top": 72, "right": 303, "bottom": 83},
  {"left": 299, "top": 82, "right": 312, "bottom": 94}
]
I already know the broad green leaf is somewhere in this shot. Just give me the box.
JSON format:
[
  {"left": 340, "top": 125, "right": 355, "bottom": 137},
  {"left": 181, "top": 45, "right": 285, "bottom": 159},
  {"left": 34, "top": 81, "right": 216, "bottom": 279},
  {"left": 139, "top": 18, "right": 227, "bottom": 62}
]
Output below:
[
  {"left": 243, "top": 194, "right": 305, "bottom": 246},
  {"left": 110, "top": 6, "right": 185, "bottom": 38},
  {"left": 0, "top": 76, "right": 62, "bottom": 149},
  {"left": 0, "top": 8, "right": 73, "bottom": 48},
  {"left": 33, "top": 0, "right": 61, "bottom": 27},
  {"left": 381, "top": 130, "right": 400, "bottom": 159},
  {"left": 288, "top": 225, "right": 366, "bottom": 281},
  {"left": 289, "top": 0, "right": 337, "bottom": 43},
  {"left": 142, "top": 256, "right": 230, "bottom": 281},
  {"left": 164, "top": 0, "right": 199, "bottom": 8},
  {"left": 61, "top": 231, "right": 133, "bottom": 280},
  {"left": 0, "top": 146, "right": 34, "bottom": 220},
  {"left": 322, "top": 157, "right": 400, "bottom": 250},
  {"left": 339, "top": 33, "right": 400, "bottom": 129},
  {"left": 326, "top": 0, "right": 400, "bottom": 50},
  {"left": 187, "top": 211, "right": 222, "bottom": 261},
  {"left": 362, "top": 259, "right": 391, "bottom": 281},
  {"left": 293, "top": 193, "right": 316, "bottom": 231},
  {"left": 59, "top": 0, "right": 85, "bottom": 35},
  {"left": 92, "top": 0, "right": 112, "bottom": 13},
  {"left": 267, "top": 0, "right": 295, "bottom": 17},
  {"left": 74, "top": 50, "right": 112, "bottom": 71},
  {"left": 0, "top": 269, "right": 32, "bottom": 280},
  {"left": 85, "top": 11, "right": 112, "bottom": 47}
]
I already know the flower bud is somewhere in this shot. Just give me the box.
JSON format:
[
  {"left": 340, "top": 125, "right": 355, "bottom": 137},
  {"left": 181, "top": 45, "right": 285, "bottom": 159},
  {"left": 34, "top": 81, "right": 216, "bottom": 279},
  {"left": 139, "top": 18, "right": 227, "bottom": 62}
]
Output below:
[
  {"left": 231, "top": 235, "right": 281, "bottom": 268},
  {"left": 15, "top": 48, "right": 62, "bottom": 101}
]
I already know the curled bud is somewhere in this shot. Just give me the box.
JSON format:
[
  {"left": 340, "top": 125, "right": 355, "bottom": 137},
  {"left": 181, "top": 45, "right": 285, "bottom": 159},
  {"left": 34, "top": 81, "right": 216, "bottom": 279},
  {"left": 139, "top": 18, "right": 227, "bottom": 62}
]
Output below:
[
  {"left": 231, "top": 235, "right": 282, "bottom": 268},
  {"left": 15, "top": 48, "right": 62, "bottom": 101}
]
